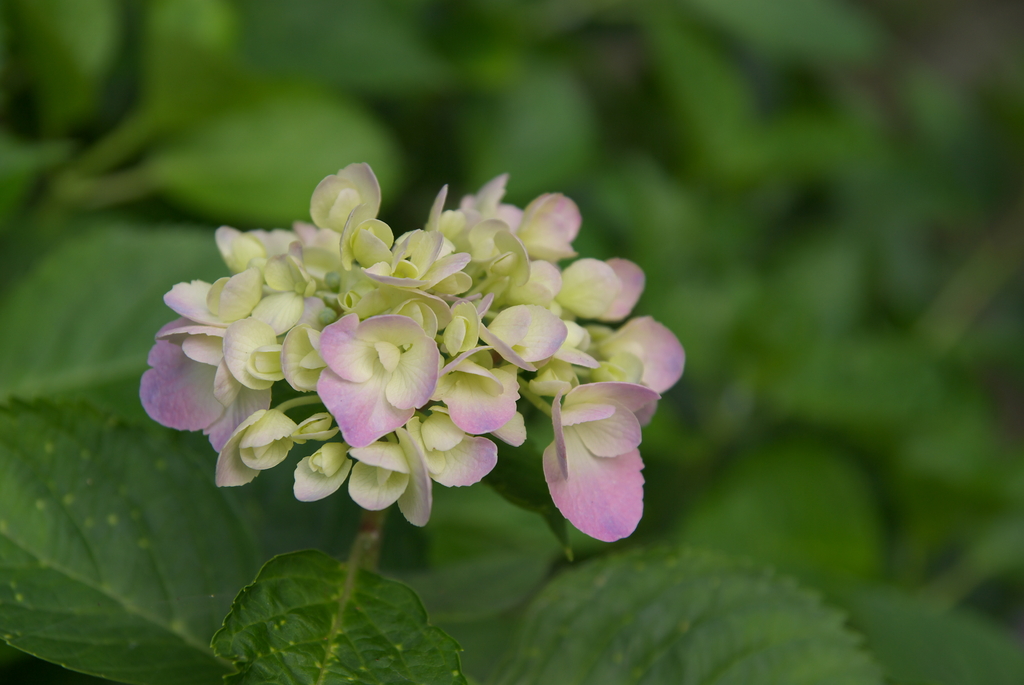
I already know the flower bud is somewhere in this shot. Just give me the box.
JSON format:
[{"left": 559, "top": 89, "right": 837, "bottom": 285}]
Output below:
[
  {"left": 310, "top": 163, "right": 381, "bottom": 232},
  {"left": 292, "top": 412, "right": 339, "bottom": 443}
]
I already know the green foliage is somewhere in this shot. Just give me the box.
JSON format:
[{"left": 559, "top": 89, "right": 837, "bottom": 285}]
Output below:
[
  {"left": 493, "top": 546, "right": 883, "bottom": 685},
  {"left": 212, "top": 549, "right": 466, "bottom": 685},
  {"left": 0, "top": 226, "right": 225, "bottom": 403},
  {"left": 0, "top": 401, "right": 259, "bottom": 683},
  {"left": 4, "top": 0, "right": 1024, "bottom": 681}
]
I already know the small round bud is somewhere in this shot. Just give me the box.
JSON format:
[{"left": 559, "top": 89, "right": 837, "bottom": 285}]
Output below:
[
  {"left": 318, "top": 307, "right": 339, "bottom": 327},
  {"left": 325, "top": 271, "right": 342, "bottom": 292}
]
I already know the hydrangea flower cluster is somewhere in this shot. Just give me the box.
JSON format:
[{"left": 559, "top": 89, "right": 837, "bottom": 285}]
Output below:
[{"left": 141, "top": 164, "right": 684, "bottom": 542}]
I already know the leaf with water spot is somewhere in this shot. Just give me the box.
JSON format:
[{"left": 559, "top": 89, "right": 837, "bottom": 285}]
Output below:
[
  {"left": 0, "top": 401, "right": 260, "bottom": 684},
  {"left": 212, "top": 549, "right": 467, "bottom": 684}
]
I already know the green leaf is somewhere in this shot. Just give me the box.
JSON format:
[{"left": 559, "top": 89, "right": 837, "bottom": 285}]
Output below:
[
  {"left": 212, "top": 549, "right": 467, "bottom": 684},
  {"left": 841, "top": 585, "right": 1024, "bottom": 685},
  {"left": 0, "top": 225, "right": 225, "bottom": 403},
  {"left": 150, "top": 92, "right": 401, "bottom": 226},
  {"left": 238, "top": 0, "right": 450, "bottom": 95},
  {"left": 0, "top": 133, "right": 70, "bottom": 224},
  {"left": 492, "top": 547, "right": 883, "bottom": 685},
  {"left": 466, "top": 68, "right": 596, "bottom": 202},
  {"left": 682, "top": 0, "right": 883, "bottom": 64},
  {"left": 680, "top": 441, "right": 884, "bottom": 579},
  {"left": 0, "top": 401, "right": 260, "bottom": 684},
  {"left": 8, "top": 0, "right": 120, "bottom": 133}
]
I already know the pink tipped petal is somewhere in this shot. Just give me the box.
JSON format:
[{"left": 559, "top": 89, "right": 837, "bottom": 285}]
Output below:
[
  {"left": 320, "top": 314, "right": 376, "bottom": 382},
  {"left": 518, "top": 306, "right": 568, "bottom": 362},
  {"left": 155, "top": 318, "right": 225, "bottom": 340},
  {"left": 554, "top": 348, "right": 600, "bottom": 368},
  {"left": 396, "top": 428, "right": 433, "bottom": 526},
  {"left": 426, "top": 185, "right": 448, "bottom": 232},
  {"left": 486, "top": 305, "right": 532, "bottom": 347},
  {"left": 439, "top": 346, "right": 490, "bottom": 376},
  {"left": 318, "top": 369, "right": 413, "bottom": 448},
  {"left": 164, "top": 281, "right": 220, "bottom": 325},
  {"left": 140, "top": 341, "right": 223, "bottom": 432},
  {"left": 424, "top": 252, "right": 472, "bottom": 285},
  {"left": 434, "top": 436, "right": 498, "bottom": 487},
  {"left": 572, "top": 403, "right": 643, "bottom": 457},
  {"left": 491, "top": 412, "right": 526, "bottom": 446},
  {"left": 364, "top": 272, "right": 429, "bottom": 288},
  {"left": 384, "top": 339, "right": 440, "bottom": 409},
  {"left": 600, "top": 259, "right": 645, "bottom": 322},
  {"left": 635, "top": 400, "right": 658, "bottom": 426},
  {"left": 560, "top": 402, "right": 616, "bottom": 426},
  {"left": 479, "top": 325, "right": 536, "bottom": 371},
  {"left": 567, "top": 381, "right": 660, "bottom": 413},
  {"left": 544, "top": 440, "right": 644, "bottom": 543},
  {"left": 444, "top": 379, "right": 517, "bottom": 435},
  {"left": 205, "top": 387, "right": 271, "bottom": 452},
  {"left": 518, "top": 194, "right": 581, "bottom": 262},
  {"left": 476, "top": 292, "right": 495, "bottom": 317},
  {"left": 601, "top": 317, "right": 685, "bottom": 394}
]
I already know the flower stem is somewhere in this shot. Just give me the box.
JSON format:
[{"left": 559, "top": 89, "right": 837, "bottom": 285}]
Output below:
[
  {"left": 347, "top": 508, "right": 387, "bottom": 574},
  {"left": 518, "top": 378, "right": 553, "bottom": 416},
  {"left": 274, "top": 395, "right": 323, "bottom": 413}
]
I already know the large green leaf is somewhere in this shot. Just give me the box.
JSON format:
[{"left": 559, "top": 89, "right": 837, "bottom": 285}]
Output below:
[
  {"left": 0, "top": 225, "right": 225, "bottom": 403},
  {"left": 493, "top": 547, "right": 883, "bottom": 685},
  {"left": 212, "top": 549, "right": 467, "bottom": 684},
  {"left": 0, "top": 401, "right": 260, "bottom": 683},
  {"left": 150, "top": 92, "right": 401, "bottom": 226},
  {"left": 680, "top": 441, "right": 883, "bottom": 579},
  {"left": 841, "top": 585, "right": 1024, "bottom": 685}
]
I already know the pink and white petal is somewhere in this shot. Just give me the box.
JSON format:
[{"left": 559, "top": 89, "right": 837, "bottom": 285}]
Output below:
[
  {"left": 363, "top": 271, "right": 429, "bottom": 288},
  {"left": 396, "top": 428, "right": 433, "bottom": 526},
  {"left": 479, "top": 325, "right": 535, "bottom": 371},
  {"left": 356, "top": 314, "right": 428, "bottom": 346},
  {"left": 476, "top": 292, "right": 495, "bottom": 317},
  {"left": 433, "top": 436, "right": 498, "bottom": 487},
  {"left": 318, "top": 369, "right": 412, "bottom": 448},
  {"left": 635, "top": 400, "right": 658, "bottom": 426},
  {"left": 544, "top": 437, "right": 644, "bottom": 543},
  {"left": 443, "top": 376, "right": 517, "bottom": 435},
  {"left": 251, "top": 291, "right": 305, "bottom": 335},
  {"left": 600, "top": 317, "right": 685, "bottom": 394},
  {"left": 439, "top": 346, "right": 490, "bottom": 376},
  {"left": 181, "top": 334, "right": 223, "bottom": 366},
  {"left": 420, "top": 413, "right": 464, "bottom": 452},
  {"left": 572, "top": 404, "right": 642, "bottom": 457},
  {"left": 518, "top": 306, "right": 568, "bottom": 362},
  {"left": 320, "top": 316, "right": 377, "bottom": 383},
  {"left": 486, "top": 305, "right": 531, "bottom": 347},
  {"left": 164, "top": 281, "right": 220, "bottom": 325},
  {"left": 423, "top": 252, "right": 472, "bottom": 286},
  {"left": 385, "top": 338, "right": 440, "bottom": 409},
  {"left": 348, "top": 462, "right": 408, "bottom": 511},
  {"left": 554, "top": 347, "right": 600, "bottom": 368},
  {"left": 560, "top": 402, "right": 616, "bottom": 427},
  {"left": 156, "top": 318, "right": 225, "bottom": 341},
  {"left": 205, "top": 387, "right": 271, "bottom": 452},
  {"left": 491, "top": 412, "right": 526, "bottom": 446},
  {"left": 140, "top": 341, "right": 222, "bottom": 431},
  {"left": 567, "top": 381, "right": 660, "bottom": 413},
  {"left": 349, "top": 441, "right": 409, "bottom": 473},
  {"left": 599, "top": 259, "right": 645, "bottom": 322},
  {"left": 293, "top": 456, "right": 352, "bottom": 502}
]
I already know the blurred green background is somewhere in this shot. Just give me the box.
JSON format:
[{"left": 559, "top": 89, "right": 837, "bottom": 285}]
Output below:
[{"left": 3, "top": 0, "right": 1024, "bottom": 682}]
